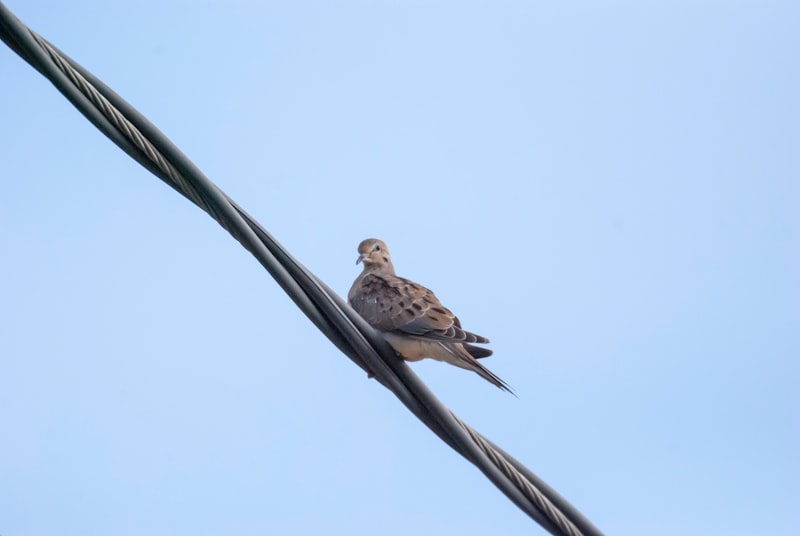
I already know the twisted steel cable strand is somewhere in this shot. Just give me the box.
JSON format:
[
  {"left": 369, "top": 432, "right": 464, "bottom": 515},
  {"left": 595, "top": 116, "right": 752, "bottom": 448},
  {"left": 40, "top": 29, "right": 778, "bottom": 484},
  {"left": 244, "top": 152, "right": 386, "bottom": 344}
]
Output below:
[{"left": 0, "top": 4, "right": 603, "bottom": 535}]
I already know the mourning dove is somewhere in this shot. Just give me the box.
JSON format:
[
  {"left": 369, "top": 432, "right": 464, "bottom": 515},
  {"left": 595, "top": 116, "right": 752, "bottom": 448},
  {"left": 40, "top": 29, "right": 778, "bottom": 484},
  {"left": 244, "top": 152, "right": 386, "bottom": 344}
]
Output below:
[{"left": 348, "top": 238, "right": 512, "bottom": 393}]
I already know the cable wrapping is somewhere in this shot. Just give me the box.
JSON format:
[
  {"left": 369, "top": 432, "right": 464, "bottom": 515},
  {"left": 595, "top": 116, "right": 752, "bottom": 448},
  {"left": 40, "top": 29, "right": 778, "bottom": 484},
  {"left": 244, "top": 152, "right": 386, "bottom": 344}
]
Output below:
[{"left": 0, "top": 4, "right": 603, "bottom": 535}]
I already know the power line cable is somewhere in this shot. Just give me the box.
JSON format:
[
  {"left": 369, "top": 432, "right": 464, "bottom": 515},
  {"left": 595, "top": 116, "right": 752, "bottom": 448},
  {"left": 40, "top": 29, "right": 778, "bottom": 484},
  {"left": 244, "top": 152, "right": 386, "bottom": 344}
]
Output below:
[{"left": 0, "top": 4, "right": 603, "bottom": 535}]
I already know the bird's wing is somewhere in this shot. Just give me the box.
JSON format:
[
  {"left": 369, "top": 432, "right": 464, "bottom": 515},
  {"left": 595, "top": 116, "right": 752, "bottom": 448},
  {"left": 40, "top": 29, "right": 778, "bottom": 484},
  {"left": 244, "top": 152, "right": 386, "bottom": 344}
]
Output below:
[{"left": 349, "top": 273, "right": 489, "bottom": 344}]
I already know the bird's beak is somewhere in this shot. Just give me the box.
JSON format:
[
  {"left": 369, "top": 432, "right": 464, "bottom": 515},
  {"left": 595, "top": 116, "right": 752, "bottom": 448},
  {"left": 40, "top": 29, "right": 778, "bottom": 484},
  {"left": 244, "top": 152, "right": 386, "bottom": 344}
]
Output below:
[{"left": 356, "top": 253, "right": 368, "bottom": 265}]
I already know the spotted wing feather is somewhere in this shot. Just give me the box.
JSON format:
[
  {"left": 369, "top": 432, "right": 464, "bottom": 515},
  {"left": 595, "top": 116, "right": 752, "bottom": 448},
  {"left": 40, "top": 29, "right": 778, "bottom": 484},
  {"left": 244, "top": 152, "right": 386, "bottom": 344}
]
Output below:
[{"left": 350, "top": 273, "right": 490, "bottom": 344}]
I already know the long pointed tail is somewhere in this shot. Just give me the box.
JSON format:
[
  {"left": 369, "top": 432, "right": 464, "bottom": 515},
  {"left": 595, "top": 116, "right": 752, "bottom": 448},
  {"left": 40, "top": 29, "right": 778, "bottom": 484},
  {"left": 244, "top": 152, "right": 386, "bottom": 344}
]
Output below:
[
  {"left": 469, "top": 357, "right": 515, "bottom": 395},
  {"left": 442, "top": 342, "right": 515, "bottom": 395}
]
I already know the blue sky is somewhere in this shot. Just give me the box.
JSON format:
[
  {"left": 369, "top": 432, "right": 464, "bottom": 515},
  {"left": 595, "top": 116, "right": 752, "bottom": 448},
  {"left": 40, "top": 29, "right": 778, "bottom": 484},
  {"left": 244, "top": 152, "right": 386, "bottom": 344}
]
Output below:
[{"left": 1, "top": 1, "right": 798, "bottom": 535}]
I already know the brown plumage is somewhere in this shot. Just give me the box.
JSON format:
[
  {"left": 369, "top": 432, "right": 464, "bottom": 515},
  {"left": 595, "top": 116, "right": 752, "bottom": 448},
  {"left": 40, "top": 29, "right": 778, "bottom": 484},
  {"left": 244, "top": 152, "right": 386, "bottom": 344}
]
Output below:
[{"left": 348, "top": 238, "right": 512, "bottom": 393}]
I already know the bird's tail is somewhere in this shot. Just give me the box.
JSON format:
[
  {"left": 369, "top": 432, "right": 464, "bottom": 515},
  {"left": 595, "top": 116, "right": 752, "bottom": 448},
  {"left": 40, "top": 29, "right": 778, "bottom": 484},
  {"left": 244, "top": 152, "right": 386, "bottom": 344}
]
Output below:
[
  {"left": 442, "top": 342, "right": 515, "bottom": 395},
  {"left": 470, "top": 358, "right": 515, "bottom": 395}
]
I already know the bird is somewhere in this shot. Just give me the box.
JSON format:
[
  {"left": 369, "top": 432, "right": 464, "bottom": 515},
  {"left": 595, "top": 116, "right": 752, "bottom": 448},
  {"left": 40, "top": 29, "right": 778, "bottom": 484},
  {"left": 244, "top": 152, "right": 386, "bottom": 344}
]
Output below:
[{"left": 348, "top": 238, "right": 512, "bottom": 393}]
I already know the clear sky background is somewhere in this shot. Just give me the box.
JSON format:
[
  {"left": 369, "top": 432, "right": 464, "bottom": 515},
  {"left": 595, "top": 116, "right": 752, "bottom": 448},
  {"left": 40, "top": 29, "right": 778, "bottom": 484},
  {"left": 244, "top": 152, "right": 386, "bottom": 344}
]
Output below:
[{"left": 1, "top": 1, "right": 797, "bottom": 535}]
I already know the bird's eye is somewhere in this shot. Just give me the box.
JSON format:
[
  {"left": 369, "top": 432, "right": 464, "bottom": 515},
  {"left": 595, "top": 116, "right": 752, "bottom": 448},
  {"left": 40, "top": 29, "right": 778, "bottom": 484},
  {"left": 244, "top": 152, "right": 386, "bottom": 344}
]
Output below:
[{"left": 375, "top": 245, "right": 381, "bottom": 251}]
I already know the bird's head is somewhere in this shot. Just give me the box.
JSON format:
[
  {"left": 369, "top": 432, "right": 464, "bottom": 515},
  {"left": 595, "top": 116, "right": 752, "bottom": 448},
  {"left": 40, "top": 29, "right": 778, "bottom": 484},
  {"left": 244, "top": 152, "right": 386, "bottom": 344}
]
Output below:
[{"left": 356, "top": 238, "right": 394, "bottom": 272}]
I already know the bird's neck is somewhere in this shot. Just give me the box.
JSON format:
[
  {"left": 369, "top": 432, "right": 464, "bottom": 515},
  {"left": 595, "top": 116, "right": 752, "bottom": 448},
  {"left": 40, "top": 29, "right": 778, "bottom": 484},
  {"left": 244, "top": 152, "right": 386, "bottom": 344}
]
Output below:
[{"left": 363, "top": 262, "right": 395, "bottom": 276}]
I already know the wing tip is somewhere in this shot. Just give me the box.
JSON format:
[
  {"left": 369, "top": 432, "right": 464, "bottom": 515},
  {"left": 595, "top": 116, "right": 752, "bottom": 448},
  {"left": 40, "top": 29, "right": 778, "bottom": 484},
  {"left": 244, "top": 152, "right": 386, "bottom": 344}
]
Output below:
[{"left": 463, "top": 343, "right": 493, "bottom": 359}]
